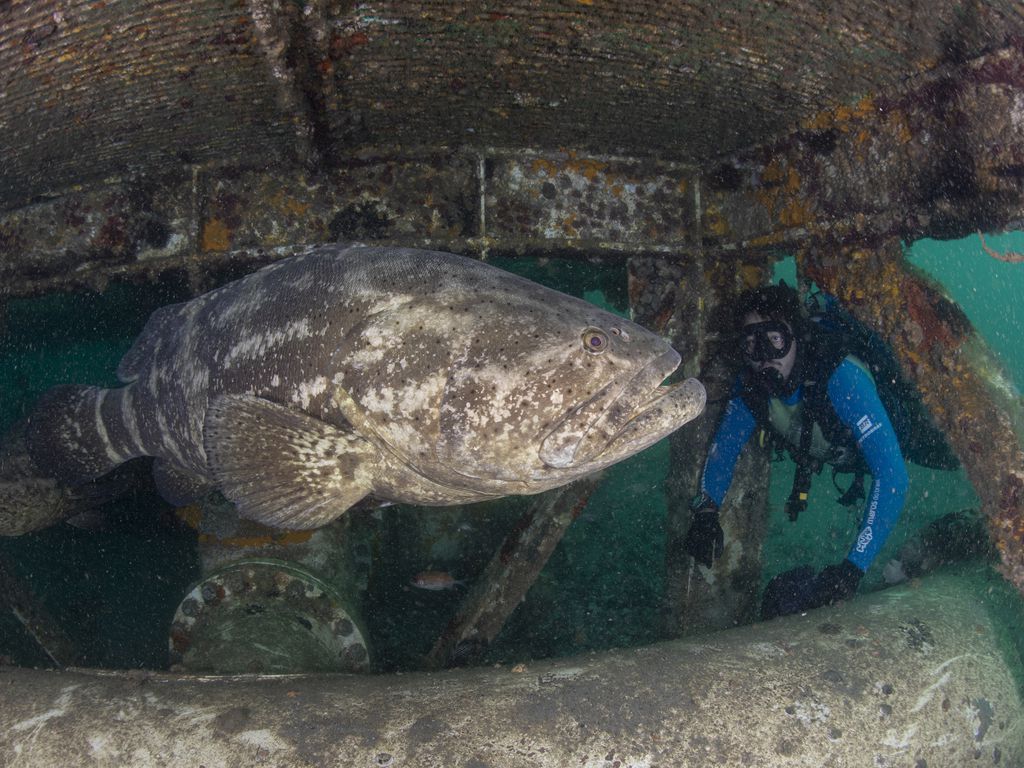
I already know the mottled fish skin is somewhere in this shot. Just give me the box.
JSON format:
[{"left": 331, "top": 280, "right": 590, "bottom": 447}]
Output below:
[{"left": 22, "top": 245, "right": 705, "bottom": 529}]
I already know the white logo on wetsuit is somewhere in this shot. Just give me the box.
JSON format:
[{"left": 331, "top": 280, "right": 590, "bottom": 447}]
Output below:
[
  {"left": 855, "top": 481, "right": 882, "bottom": 553},
  {"left": 855, "top": 414, "right": 880, "bottom": 444}
]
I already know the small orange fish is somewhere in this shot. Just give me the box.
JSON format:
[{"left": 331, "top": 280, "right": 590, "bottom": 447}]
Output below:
[{"left": 410, "top": 570, "right": 464, "bottom": 591}]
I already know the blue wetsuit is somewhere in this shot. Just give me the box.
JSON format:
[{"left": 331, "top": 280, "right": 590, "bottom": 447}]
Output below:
[{"left": 700, "top": 358, "right": 909, "bottom": 572}]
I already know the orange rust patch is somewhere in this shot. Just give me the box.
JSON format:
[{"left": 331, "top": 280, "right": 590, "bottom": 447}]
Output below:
[
  {"left": 176, "top": 504, "right": 203, "bottom": 530},
  {"left": 778, "top": 199, "right": 811, "bottom": 227},
  {"left": 200, "top": 218, "right": 231, "bottom": 252},
  {"left": 531, "top": 157, "right": 559, "bottom": 177},
  {"left": 784, "top": 167, "right": 801, "bottom": 194}
]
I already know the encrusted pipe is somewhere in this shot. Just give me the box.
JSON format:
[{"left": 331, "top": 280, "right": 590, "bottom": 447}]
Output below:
[{"left": 1, "top": 571, "right": 1021, "bottom": 767}]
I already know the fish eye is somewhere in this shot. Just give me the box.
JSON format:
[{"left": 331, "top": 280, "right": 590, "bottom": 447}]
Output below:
[{"left": 581, "top": 328, "right": 609, "bottom": 354}]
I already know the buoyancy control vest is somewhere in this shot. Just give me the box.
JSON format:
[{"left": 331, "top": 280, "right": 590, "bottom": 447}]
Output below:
[
  {"left": 740, "top": 333, "right": 866, "bottom": 520},
  {"left": 739, "top": 295, "right": 959, "bottom": 522}
]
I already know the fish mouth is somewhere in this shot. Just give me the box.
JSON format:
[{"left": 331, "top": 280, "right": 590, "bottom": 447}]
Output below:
[{"left": 538, "top": 348, "right": 706, "bottom": 469}]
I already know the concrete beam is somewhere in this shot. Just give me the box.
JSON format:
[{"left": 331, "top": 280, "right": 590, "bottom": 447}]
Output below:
[{"left": 1, "top": 571, "right": 1021, "bottom": 767}]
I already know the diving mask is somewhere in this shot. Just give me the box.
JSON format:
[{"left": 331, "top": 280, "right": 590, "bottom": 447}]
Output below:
[{"left": 742, "top": 320, "right": 793, "bottom": 362}]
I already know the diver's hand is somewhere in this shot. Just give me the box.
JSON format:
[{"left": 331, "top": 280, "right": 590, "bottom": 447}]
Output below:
[
  {"left": 682, "top": 493, "right": 723, "bottom": 568},
  {"left": 811, "top": 559, "right": 863, "bottom": 607}
]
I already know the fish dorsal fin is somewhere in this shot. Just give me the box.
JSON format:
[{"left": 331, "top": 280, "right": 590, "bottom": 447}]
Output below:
[
  {"left": 117, "top": 301, "right": 191, "bottom": 383},
  {"left": 204, "top": 395, "right": 378, "bottom": 529}
]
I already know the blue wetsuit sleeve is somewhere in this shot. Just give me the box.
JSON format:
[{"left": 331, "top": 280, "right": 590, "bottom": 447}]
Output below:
[
  {"left": 700, "top": 394, "right": 757, "bottom": 506},
  {"left": 826, "top": 360, "right": 910, "bottom": 572}
]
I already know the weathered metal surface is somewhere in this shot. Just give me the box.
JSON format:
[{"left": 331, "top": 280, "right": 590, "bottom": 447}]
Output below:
[
  {"left": 0, "top": 178, "right": 194, "bottom": 285},
  {"left": 169, "top": 558, "right": 371, "bottom": 675},
  {"left": 486, "top": 154, "right": 694, "bottom": 247},
  {"left": 197, "top": 155, "right": 480, "bottom": 253},
  {"left": 802, "top": 238, "right": 1024, "bottom": 597},
  {"left": 704, "top": 44, "right": 1024, "bottom": 250},
  {"left": 1, "top": 571, "right": 1022, "bottom": 767},
  {"left": 3, "top": 2, "right": 1024, "bottom": 275},
  {"left": 0, "top": 151, "right": 702, "bottom": 297},
  {"left": 0, "top": 0, "right": 303, "bottom": 210},
  {"left": 169, "top": 499, "right": 371, "bottom": 675},
  {"left": 425, "top": 478, "right": 599, "bottom": 670},
  {"left": 668, "top": 439, "right": 770, "bottom": 635},
  {"left": 629, "top": 254, "right": 774, "bottom": 635},
  {"left": 7, "top": 0, "right": 1024, "bottom": 209},
  {"left": 3, "top": 41, "right": 1024, "bottom": 293}
]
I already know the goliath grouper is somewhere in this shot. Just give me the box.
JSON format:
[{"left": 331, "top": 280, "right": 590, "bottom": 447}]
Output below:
[{"left": 19, "top": 245, "right": 705, "bottom": 530}]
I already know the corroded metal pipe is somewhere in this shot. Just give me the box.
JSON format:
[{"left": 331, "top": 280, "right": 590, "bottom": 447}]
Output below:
[
  {"left": 2, "top": 571, "right": 1021, "bottom": 767},
  {"left": 802, "top": 239, "right": 1024, "bottom": 596}
]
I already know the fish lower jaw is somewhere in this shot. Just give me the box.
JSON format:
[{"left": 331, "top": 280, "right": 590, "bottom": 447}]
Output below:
[{"left": 567, "top": 377, "right": 708, "bottom": 468}]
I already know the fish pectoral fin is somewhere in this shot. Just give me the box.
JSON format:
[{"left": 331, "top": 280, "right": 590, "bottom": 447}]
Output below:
[{"left": 204, "top": 394, "right": 378, "bottom": 530}]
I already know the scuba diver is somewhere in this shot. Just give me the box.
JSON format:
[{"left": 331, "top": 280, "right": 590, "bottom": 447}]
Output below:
[{"left": 682, "top": 284, "right": 910, "bottom": 618}]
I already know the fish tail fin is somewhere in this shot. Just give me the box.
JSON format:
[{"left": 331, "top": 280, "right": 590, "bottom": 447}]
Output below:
[{"left": 25, "top": 384, "right": 137, "bottom": 486}]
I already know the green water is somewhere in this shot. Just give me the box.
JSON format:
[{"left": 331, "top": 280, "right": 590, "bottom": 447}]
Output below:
[
  {"left": 0, "top": 277, "right": 198, "bottom": 668},
  {"left": 0, "top": 238, "right": 1021, "bottom": 672}
]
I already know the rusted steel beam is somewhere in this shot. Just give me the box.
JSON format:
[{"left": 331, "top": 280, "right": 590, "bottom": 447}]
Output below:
[
  {"left": 665, "top": 439, "right": 770, "bottom": 636},
  {"left": 802, "top": 238, "right": 1024, "bottom": 596},
  {"left": 2, "top": 571, "right": 1021, "bottom": 767},
  {"left": 629, "top": 254, "right": 773, "bottom": 635},
  {"left": 703, "top": 44, "right": 1024, "bottom": 251},
  {"left": 0, "top": 553, "right": 80, "bottom": 669},
  {"left": 0, "top": 151, "right": 699, "bottom": 298},
  {"left": 425, "top": 477, "right": 600, "bottom": 670}
]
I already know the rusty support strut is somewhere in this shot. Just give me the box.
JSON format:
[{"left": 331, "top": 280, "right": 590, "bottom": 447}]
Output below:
[{"left": 802, "top": 238, "right": 1024, "bottom": 596}]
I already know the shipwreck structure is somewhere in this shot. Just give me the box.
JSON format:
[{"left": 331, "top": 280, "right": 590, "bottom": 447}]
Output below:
[{"left": 1, "top": 1, "right": 1024, "bottom": 765}]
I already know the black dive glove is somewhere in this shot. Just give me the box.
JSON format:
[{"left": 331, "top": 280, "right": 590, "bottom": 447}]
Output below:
[
  {"left": 810, "top": 559, "right": 863, "bottom": 609},
  {"left": 682, "top": 492, "right": 724, "bottom": 568}
]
